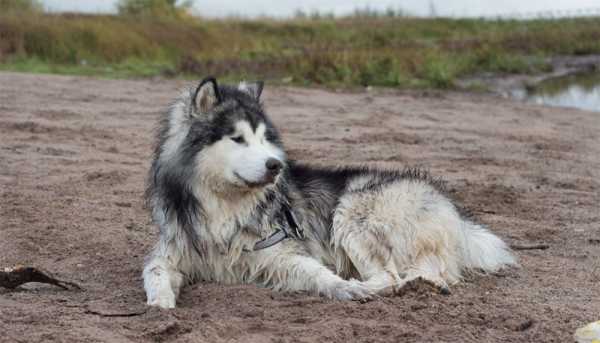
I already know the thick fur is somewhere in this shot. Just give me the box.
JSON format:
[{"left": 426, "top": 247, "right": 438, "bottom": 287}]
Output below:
[{"left": 143, "top": 78, "right": 516, "bottom": 308}]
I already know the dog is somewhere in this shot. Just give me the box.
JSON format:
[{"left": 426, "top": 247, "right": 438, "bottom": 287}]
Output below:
[{"left": 143, "top": 77, "right": 516, "bottom": 308}]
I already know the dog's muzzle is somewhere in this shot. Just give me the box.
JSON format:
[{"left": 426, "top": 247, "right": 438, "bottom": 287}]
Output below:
[{"left": 235, "top": 158, "right": 283, "bottom": 188}]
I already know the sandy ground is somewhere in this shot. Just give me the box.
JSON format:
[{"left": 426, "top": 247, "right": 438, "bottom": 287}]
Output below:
[{"left": 0, "top": 71, "right": 599, "bottom": 343}]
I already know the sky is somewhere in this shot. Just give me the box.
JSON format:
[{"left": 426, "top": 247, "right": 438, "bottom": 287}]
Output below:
[{"left": 41, "top": 0, "right": 600, "bottom": 18}]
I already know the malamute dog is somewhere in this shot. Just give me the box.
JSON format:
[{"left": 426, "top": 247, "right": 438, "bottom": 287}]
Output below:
[{"left": 143, "top": 77, "right": 516, "bottom": 308}]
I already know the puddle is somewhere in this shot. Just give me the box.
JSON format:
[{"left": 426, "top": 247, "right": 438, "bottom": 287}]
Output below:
[{"left": 512, "top": 71, "right": 600, "bottom": 112}]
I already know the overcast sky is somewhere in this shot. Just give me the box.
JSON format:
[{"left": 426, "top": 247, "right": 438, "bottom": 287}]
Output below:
[{"left": 41, "top": 0, "right": 600, "bottom": 18}]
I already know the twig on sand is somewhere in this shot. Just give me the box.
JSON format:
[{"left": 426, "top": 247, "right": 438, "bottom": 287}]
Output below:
[
  {"left": 510, "top": 244, "right": 550, "bottom": 251},
  {"left": 85, "top": 308, "right": 147, "bottom": 317},
  {"left": 0, "top": 266, "right": 82, "bottom": 290}
]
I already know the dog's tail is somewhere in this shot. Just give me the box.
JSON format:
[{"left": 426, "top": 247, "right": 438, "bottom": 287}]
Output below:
[{"left": 460, "top": 221, "right": 517, "bottom": 272}]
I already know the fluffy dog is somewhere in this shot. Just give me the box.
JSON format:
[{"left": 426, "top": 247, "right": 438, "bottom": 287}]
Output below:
[{"left": 143, "top": 77, "right": 516, "bottom": 308}]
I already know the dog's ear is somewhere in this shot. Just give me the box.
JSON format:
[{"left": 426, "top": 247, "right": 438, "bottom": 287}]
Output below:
[
  {"left": 192, "top": 77, "right": 222, "bottom": 115},
  {"left": 238, "top": 81, "right": 264, "bottom": 101}
]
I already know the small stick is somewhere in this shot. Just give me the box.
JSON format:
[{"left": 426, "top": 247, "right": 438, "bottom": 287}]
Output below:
[
  {"left": 510, "top": 244, "right": 550, "bottom": 251},
  {"left": 85, "top": 308, "right": 147, "bottom": 317},
  {"left": 0, "top": 266, "right": 81, "bottom": 290}
]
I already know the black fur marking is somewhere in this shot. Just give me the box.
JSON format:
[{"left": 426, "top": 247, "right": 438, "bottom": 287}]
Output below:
[
  {"left": 285, "top": 164, "right": 446, "bottom": 244},
  {"left": 252, "top": 81, "right": 264, "bottom": 99},
  {"left": 286, "top": 163, "right": 358, "bottom": 243},
  {"left": 350, "top": 167, "right": 445, "bottom": 194},
  {"left": 189, "top": 84, "right": 281, "bottom": 148},
  {"left": 146, "top": 149, "right": 204, "bottom": 259}
]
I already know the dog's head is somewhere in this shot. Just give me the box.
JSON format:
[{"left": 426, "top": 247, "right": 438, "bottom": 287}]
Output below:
[{"left": 164, "top": 77, "right": 285, "bottom": 195}]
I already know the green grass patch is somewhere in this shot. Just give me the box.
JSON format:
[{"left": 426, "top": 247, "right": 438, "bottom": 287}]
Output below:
[
  {"left": 0, "top": 57, "right": 173, "bottom": 78},
  {"left": 1, "top": 11, "right": 599, "bottom": 88}
]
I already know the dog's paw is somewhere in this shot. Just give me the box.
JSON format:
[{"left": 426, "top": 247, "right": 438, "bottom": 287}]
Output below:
[
  {"left": 146, "top": 288, "right": 176, "bottom": 309},
  {"left": 330, "top": 279, "right": 373, "bottom": 301}
]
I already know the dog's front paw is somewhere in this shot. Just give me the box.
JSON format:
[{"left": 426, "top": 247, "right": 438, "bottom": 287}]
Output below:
[
  {"left": 330, "top": 279, "right": 373, "bottom": 301},
  {"left": 146, "top": 288, "right": 176, "bottom": 309}
]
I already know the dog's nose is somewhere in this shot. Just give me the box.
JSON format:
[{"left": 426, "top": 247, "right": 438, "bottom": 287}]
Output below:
[{"left": 265, "top": 158, "right": 283, "bottom": 174}]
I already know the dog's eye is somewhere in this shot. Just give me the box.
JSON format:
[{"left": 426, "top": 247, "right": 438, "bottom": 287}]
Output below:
[{"left": 231, "top": 136, "right": 245, "bottom": 144}]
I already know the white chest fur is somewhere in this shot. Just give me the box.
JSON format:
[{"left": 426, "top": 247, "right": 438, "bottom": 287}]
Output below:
[{"left": 192, "top": 188, "right": 270, "bottom": 284}]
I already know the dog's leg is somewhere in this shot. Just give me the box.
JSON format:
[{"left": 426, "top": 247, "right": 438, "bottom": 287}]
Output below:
[
  {"left": 398, "top": 254, "right": 452, "bottom": 294},
  {"left": 333, "top": 229, "right": 404, "bottom": 296},
  {"left": 333, "top": 224, "right": 456, "bottom": 295},
  {"left": 143, "top": 239, "right": 190, "bottom": 309},
  {"left": 259, "top": 248, "right": 372, "bottom": 301}
]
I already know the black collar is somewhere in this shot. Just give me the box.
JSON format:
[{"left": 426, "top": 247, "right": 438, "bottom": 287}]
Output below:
[{"left": 253, "top": 207, "right": 304, "bottom": 251}]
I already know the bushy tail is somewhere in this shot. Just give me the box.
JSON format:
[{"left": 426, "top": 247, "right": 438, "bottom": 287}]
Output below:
[{"left": 461, "top": 222, "right": 517, "bottom": 272}]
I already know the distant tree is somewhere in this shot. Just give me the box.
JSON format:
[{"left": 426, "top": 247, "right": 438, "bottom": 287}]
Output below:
[
  {"left": 428, "top": 0, "right": 438, "bottom": 18},
  {"left": 116, "top": 0, "right": 194, "bottom": 18},
  {"left": 353, "top": 6, "right": 379, "bottom": 18},
  {"left": 293, "top": 9, "right": 307, "bottom": 19},
  {"left": 0, "top": 0, "right": 43, "bottom": 12},
  {"left": 385, "top": 7, "right": 396, "bottom": 17}
]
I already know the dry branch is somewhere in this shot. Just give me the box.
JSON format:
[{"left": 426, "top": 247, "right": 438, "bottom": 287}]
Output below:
[
  {"left": 0, "top": 266, "right": 81, "bottom": 290},
  {"left": 85, "top": 308, "right": 147, "bottom": 317},
  {"left": 510, "top": 244, "right": 550, "bottom": 251}
]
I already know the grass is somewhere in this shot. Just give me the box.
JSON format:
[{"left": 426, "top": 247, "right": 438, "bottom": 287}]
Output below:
[
  {"left": 0, "top": 57, "right": 172, "bottom": 78},
  {"left": 1, "top": 11, "right": 600, "bottom": 88}
]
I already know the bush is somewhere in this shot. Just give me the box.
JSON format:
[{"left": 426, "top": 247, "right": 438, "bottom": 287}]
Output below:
[
  {"left": 0, "top": 0, "right": 43, "bottom": 12},
  {"left": 421, "top": 55, "right": 450, "bottom": 88},
  {"left": 116, "top": 0, "right": 192, "bottom": 19}
]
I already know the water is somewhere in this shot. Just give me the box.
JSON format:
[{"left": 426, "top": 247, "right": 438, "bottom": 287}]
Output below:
[{"left": 513, "top": 71, "right": 600, "bottom": 112}]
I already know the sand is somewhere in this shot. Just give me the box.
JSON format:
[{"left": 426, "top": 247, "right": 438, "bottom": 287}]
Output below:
[{"left": 0, "top": 71, "right": 598, "bottom": 343}]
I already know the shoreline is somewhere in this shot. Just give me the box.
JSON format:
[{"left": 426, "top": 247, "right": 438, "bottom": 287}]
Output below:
[{"left": 458, "top": 54, "right": 600, "bottom": 98}]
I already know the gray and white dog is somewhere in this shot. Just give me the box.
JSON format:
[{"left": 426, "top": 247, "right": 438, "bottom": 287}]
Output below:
[{"left": 143, "top": 77, "right": 516, "bottom": 308}]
